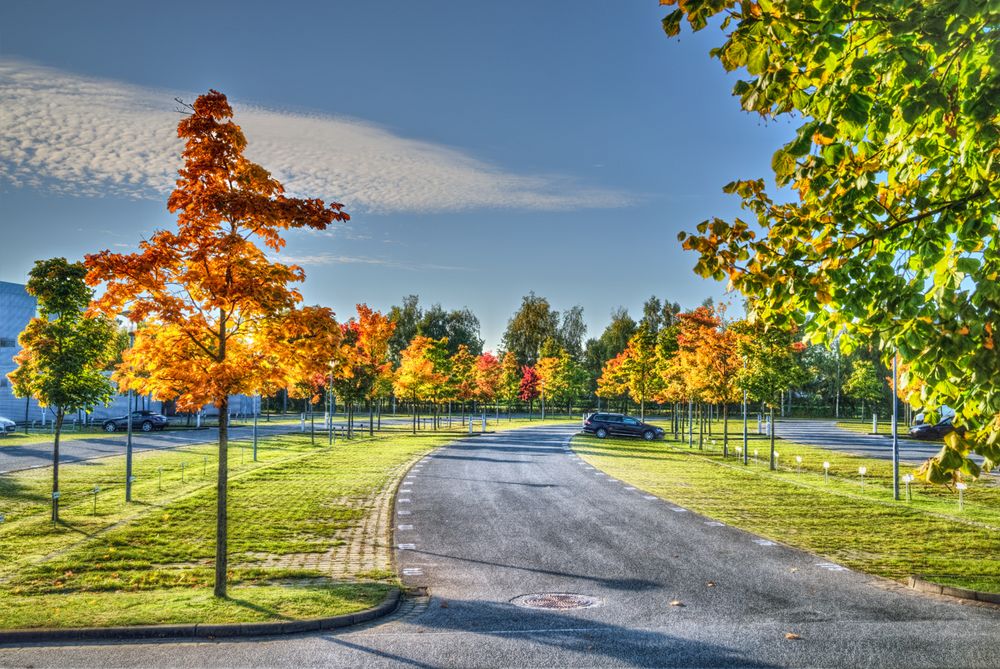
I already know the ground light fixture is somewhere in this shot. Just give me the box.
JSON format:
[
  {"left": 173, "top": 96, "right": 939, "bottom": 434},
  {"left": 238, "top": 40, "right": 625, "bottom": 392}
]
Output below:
[
  {"left": 859, "top": 466, "right": 867, "bottom": 491},
  {"left": 823, "top": 461, "right": 830, "bottom": 483},
  {"left": 92, "top": 485, "right": 100, "bottom": 515},
  {"left": 956, "top": 482, "right": 967, "bottom": 511},
  {"left": 774, "top": 451, "right": 780, "bottom": 469},
  {"left": 754, "top": 449, "right": 759, "bottom": 465},
  {"left": 902, "top": 473, "right": 913, "bottom": 501},
  {"left": 795, "top": 455, "right": 803, "bottom": 473}
]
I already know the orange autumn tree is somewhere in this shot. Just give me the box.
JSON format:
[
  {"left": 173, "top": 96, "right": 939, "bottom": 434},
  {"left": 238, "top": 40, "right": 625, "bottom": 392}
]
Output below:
[
  {"left": 596, "top": 351, "right": 628, "bottom": 412},
  {"left": 474, "top": 352, "right": 502, "bottom": 417},
  {"left": 394, "top": 335, "right": 444, "bottom": 434},
  {"left": 282, "top": 306, "right": 343, "bottom": 444},
  {"left": 85, "top": 90, "right": 350, "bottom": 598},
  {"left": 345, "top": 304, "right": 395, "bottom": 436}
]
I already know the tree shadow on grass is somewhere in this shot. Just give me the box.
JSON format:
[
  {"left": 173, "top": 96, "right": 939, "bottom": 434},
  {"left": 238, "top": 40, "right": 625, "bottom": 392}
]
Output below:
[{"left": 224, "top": 596, "right": 294, "bottom": 621}]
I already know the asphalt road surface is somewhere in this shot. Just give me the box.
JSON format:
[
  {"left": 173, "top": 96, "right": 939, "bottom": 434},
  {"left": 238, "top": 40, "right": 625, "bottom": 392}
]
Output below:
[
  {"left": 0, "top": 422, "right": 303, "bottom": 473},
  {"left": 773, "top": 419, "right": 949, "bottom": 463},
  {"left": 2, "top": 424, "right": 997, "bottom": 667},
  {"left": 0, "top": 416, "right": 414, "bottom": 473}
]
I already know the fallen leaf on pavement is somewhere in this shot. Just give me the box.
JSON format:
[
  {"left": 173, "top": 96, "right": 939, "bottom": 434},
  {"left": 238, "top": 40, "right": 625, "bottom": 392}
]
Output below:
[
  {"left": 670, "top": 600, "right": 685, "bottom": 607},
  {"left": 706, "top": 581, "right": 716, "bottom": 587},
  {"left": 785, "top": 632, "right": 801, "bottom": 640}
]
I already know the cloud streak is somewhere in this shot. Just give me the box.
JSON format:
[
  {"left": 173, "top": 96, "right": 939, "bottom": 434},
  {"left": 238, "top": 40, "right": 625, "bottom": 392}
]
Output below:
[
  {"left": 275, "top": 252, "right": 469, "bottom": 272},
  {"left": 0, "top": 60, "right": 633, "bottom": 213}
]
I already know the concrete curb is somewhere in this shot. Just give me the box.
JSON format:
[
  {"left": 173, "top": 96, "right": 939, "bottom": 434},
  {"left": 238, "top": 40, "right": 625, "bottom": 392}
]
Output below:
[
  {"left": 907, "top": 576, "right": 1000, "bottom": 606},
  {"left": 0, "top": 587, "right": 401, "bottom": 645}
]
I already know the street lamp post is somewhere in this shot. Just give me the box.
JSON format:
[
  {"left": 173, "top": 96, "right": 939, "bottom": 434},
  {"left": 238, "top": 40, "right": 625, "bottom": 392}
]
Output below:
[
  {"left": 124, "top": 319, "right": 136, "bottom": 503},
  {"left": 252, "top": 394, "right": 259, "bottom": 461},
  {"left": 328, "top": 360, "right": 336, "bottom": 446},
  {"left": 892, "top": 351, "right": 900, "bottom": 500}
]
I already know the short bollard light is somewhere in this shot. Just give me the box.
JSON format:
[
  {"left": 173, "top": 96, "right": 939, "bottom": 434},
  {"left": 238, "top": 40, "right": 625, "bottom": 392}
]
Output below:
[
  {"left": 754, "top": 449, "right": 759, "bottom": 465},
  {"left": 859, "top": 465, "right": 867, "bottom": 491},
  {"left": 823, "top": 461, "right": 830, "bottom": 483},
  {"left": 203, "top": 456, "right": 207, "bottom": 477},
  {"left": 956, "top": 482, "right": 967, "bottom": 511},
  {"left": 795, "top": 455, "right": 803, "bottom": 473},
  {"left": 774, "top": 451, "right": 780, "bottom": 469},
  {"left": 902, "top": 473, "right": 913, "bottom": 502},
  {"left": 92, "top": 485, "right": 100, "bottom": 515}
]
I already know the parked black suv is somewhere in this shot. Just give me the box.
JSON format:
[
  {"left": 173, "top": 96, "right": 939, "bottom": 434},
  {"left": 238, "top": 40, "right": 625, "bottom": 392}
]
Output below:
[
  {"left": 102, "top": 411, "right": 169, "bottom": 433},
  {"left": 583, "top": 413, "right": 665, "bottom": 441}
]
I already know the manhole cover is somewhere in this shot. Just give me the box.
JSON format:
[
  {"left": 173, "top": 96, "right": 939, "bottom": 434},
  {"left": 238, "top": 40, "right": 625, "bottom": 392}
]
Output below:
[{"left": 510, "top": 593, "right": 602, "bottom": 610}]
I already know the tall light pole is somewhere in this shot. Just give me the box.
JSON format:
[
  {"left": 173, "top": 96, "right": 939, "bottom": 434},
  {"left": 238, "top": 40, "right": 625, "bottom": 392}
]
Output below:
[
  {"left": 252, "top": 394, "right": 259, "bottom": 461},
  {"left": 742, "top": 358, "right": 748, "bottom": 465},
  {"left": 892, "top": 351, "right": 900, "bottom": 500},
  {"left": 125, "top": 318, "right": 136, "bottom": 503},
  {"left": 328, "top": 360, "right": 336, "bottom": 446}
]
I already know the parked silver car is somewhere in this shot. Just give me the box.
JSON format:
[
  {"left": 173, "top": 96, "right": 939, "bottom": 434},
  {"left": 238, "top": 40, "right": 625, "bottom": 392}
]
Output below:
[{"left": 0, "top": 416, "right": 16, "bottom": 435}]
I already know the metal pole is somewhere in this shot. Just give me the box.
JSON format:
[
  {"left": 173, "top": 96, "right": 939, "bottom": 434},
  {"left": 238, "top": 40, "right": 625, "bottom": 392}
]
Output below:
[
  {"left": 252, "top": 394, "right": 259, "bottom": 461},
  {"left": 126, "top": 390, "right": 134, "bottom": 502},
  {"left": 688, "top": 399, "right": 693, "bottom": 447},
  {"left": 892, "top": 352, "right": 900, "bottom": 500},
  {"left": 328, "top": 371, "right": 334, "bottom": 446},
  {"left": 742, "top": 383, "right": 748, "bottom": 465}
]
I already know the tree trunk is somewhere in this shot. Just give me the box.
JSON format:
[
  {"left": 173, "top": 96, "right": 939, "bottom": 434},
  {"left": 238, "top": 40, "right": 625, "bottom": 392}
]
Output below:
[
  {"left": 51, "top": 407, "right": 64, "bottom": 522},
  {"left": 769, "top": 404, "right": 776, "bottom": 471},
  {"left": 369, "top": 399, "right": 374, "bottom": 437},
  {"left": 412, "top": 394, "right": 417, "bottom": 435},
  {"left": 215, "top": 396, "right": 229, "bottom": 598},
  {"left": 723, "top": 403, "right": 729, "bottom": 457}
]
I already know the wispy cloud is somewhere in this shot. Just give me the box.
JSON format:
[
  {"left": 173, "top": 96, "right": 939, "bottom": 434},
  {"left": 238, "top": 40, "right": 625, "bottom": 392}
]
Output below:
[
  {"left": 0, "top": 60, "right": 634, "bottom": 213},
  {"left": 276, "top": 252, "right": 468, "bottom": 272}
]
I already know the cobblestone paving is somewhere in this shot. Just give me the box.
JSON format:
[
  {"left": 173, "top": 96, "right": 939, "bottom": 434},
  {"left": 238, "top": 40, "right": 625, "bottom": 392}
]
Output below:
[{"left": 238, "top": 455, "right": 419, "bottom": 579}]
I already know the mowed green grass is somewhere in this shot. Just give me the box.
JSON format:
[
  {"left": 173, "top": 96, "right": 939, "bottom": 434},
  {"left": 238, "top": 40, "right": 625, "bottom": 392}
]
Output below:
[
  {"left": 0, "top": 431, "right": 446, "bottom": 628},
  {"left": 0, "top": 417, "right": 574, "bottom": 628},
  {"left": 573, "top": 431, "right": 1000, "bottom": 593}
]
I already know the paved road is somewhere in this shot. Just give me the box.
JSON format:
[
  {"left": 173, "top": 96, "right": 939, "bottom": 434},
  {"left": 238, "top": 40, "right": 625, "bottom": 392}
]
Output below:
[
  {"left": 2, "top": 425, "right": 997, "bottom": 667},
  {"left": 0, "top": 420, "right": 360, "bottom": 473},
  {"left": 773, "top": 419, "right": 948, "bottom": 464}
]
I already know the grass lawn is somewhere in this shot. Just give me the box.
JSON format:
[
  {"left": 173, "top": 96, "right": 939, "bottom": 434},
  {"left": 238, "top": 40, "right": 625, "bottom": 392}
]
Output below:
[
  {"left": 573, "top": 432, "right": 1000, "bottom": 593},
  {"left": 0, "top": 416, "right": 571, "bottom": 629}
]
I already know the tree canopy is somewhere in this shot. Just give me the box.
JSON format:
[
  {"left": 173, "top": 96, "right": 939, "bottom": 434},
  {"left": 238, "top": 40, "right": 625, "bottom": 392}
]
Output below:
[
  {"left": 664, "top": 0, "right": 1000, "bottom": 481},
  {"left": 8, "top": 258, "right": 117, "bottom": 522},
  {"left": 86, "top": 90, "right": 350, "bottom": 597}
]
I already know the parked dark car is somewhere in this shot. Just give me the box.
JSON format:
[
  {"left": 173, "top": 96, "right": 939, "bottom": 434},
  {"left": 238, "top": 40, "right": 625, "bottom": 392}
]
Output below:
[
  {"left": 583, "top": 412, "right": 665, "bottom": 441},
  {"left": 909, "top": 415, "right": 962, "bottom": 441},
  {"left": 103, "top": 411, "right": 169, "bottom": 433},
  {"left": 0, "top": 416, "right": 16, "bottom": 435}
]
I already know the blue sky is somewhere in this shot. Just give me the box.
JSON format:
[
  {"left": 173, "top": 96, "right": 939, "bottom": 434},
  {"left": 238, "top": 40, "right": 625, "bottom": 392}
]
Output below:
[{"left": 0, "top": 1, "right": 792, "bottom": 350}]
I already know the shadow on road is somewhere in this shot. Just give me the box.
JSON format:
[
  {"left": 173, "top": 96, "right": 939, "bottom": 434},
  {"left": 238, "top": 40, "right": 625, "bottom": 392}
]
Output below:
[{"left": 324, "top": 597, "right": 776, "bottom": 668}]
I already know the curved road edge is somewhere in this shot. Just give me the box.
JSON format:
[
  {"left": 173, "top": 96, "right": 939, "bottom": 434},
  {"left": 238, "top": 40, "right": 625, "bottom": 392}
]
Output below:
[{"left": 0, "top": 588, "right": 401, "bottom": 645}]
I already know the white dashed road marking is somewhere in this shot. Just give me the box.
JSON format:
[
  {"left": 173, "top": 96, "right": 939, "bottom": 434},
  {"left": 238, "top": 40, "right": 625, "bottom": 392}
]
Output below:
[
  {"left": 398, "top": 524, "right": 414, "bottom": 530},
  {"left": 704, "top": 521, "right": 726, "bottom": 527},
  {"left": 402, "top": 568, "right": 423, "bottom": 576},
  {"left": 816, "top": 562, "right": 849, "bottom": 572},
  {"left": 670, "top": 507, "right": 687, "bottom": 513},
  {"left": 398, "top": 543, "right": 416, "bottom": 550},
  {"left": 398, "top": 510, "right": 412, "bottom": 515},
  {"left": 399, "top": 498, "right": 412, "bottom": 503},
  {"left": 643, "top": 495, "right": 657, "bottom": 500},
  {"left": 753, "top": 539, "right": 776, "bottom": 546}
]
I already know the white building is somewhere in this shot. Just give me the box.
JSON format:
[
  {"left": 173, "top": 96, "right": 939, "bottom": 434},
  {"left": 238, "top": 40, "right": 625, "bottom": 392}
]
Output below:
[{"left": 0, "top": 280, "right": 255, "bottom": 426}]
